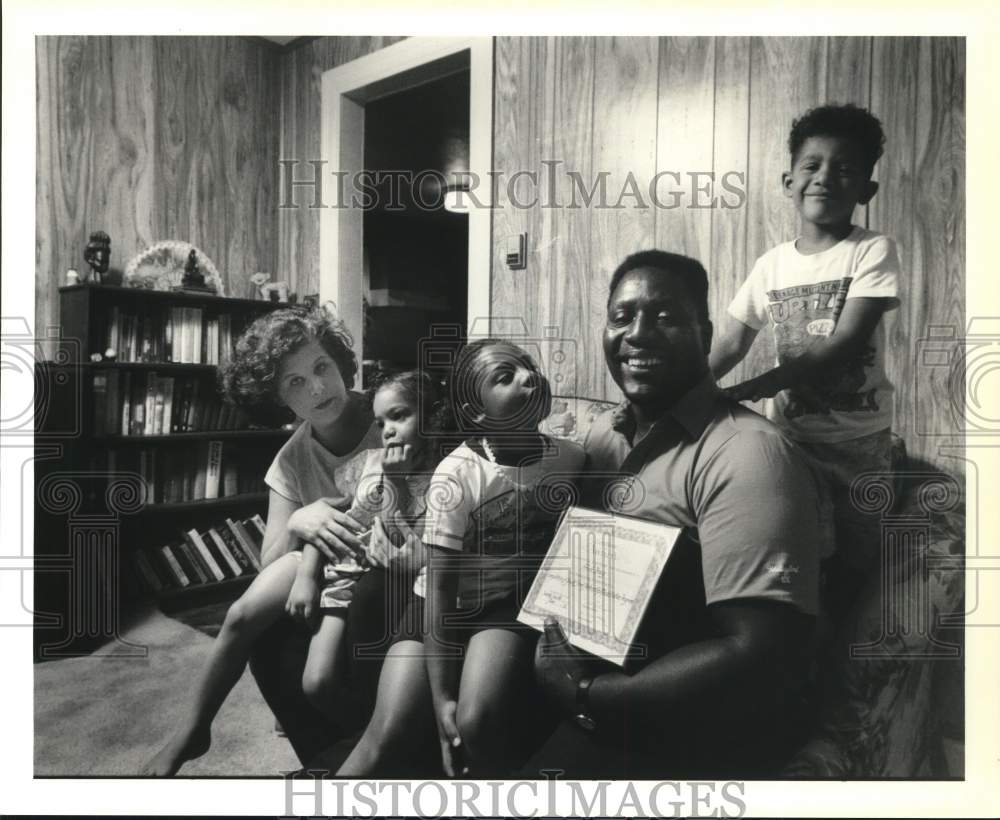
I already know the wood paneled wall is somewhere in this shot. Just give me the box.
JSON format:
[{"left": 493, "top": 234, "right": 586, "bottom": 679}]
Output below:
[
  {"left": 35, "top": 36, "right": 280, "bottom": 351},
  {"left": 275, "top": 36, "right": 406, "bottom": 299},
  {"left": 37, "top": 36, "right": 964, "bottom": 472},
  {"left": 492, "top": 36, "right": 965, "bottom": 471}
]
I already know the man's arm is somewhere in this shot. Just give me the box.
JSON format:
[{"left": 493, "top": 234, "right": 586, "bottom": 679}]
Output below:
[
  {"left": 709, "top": 315, "right": 759, "bottom": 381},
  {"left": 587, "top": 599, "right": 810, "bottom": 724},
  {"left": 727, "top": 296, "right": 890, "bottom": 401}
]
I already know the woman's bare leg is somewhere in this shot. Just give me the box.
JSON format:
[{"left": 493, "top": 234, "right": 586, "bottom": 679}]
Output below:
[{"left": 141, "top": 552, "right": 301, "bottom": 776}]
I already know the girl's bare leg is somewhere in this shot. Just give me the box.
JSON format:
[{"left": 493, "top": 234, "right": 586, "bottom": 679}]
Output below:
[
  {"left": 141, "top": 552, "right": 301, "bottom": 776},
  {"left": 336, "top": 640, "right": 434, "bottom": 776},
  {"left": 301, "top": 611, "right": 349, "bottom": 720},
  {"left": 454, "top": 628, "right": 535, "bottom": 775}
]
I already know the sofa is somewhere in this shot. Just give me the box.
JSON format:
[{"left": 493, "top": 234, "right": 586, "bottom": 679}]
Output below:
[{"left": 251, "top": 396, "right": 965, "bottom": 778}]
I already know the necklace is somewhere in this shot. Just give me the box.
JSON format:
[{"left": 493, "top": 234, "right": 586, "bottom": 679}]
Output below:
[{"left": 480, "top": 437, "right": 498, "bottom": 464}]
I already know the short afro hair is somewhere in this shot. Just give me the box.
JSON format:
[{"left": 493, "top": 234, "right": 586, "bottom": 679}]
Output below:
[
  {"left": 788, "top": 103, "right": 885, "bottom": 176},
  {"left": 219, "top": 304, "right": 357, "bottom": 426},
  {"left": 608, "top": 250, "right": 710, "bottom": 326}
]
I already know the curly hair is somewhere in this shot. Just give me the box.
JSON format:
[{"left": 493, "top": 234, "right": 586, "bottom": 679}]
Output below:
[
  {"left": 788, "top": 103, "right": 886, "bottom": 176},
  {"left": 368, "top": 368, "right": 455, "bottom": 435},
  {"left": 219, "top": 305, "right": 357, "bottom": 426}
]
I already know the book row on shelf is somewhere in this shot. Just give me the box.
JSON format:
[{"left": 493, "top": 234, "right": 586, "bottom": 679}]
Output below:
[
  {"left": 93, "top": 370, "right": 253, "bottom": 435},
  {"left": 133, "top": 514, "right": 266, "bottom": 593},
  {"left": 94, "top": 441, "right": 269, "bottom": 504},
  {"left": 106, "top": 304, "right": 235, "bottom": 364}
]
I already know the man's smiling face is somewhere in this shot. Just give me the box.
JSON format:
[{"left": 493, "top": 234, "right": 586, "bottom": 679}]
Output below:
[{"left": 603, "top": 266, "right": 712, "bottom": 412}]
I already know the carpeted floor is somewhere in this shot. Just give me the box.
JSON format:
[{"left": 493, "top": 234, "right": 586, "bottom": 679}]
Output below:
[{"left": 34, "top": 604, "right": 300, "bottom": 777}]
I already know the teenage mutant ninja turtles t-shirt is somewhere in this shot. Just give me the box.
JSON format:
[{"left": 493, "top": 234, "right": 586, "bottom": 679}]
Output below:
[{"left": 728, "top": 226, "right": 900, "bottom": 443}]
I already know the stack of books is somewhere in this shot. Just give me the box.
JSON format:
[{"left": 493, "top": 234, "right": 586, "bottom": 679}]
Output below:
[{"left": 132, "top": 514, "right": 268, "bottom": 592}]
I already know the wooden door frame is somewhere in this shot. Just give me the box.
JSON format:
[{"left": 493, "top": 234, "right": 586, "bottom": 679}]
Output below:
[{"left": 319, "top": 37, "right": 494, "bottom": 363}]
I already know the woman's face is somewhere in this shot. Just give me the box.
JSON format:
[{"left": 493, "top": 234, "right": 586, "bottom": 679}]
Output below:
[
  {"left": 603, "top": 266, "right": 712, "bottom": 411},
  {"left": 276, "top": 340, "right": 349, "bottom": 425}
]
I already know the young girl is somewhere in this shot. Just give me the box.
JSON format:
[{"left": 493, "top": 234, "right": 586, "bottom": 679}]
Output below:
[
  {"left": 142, "top": 305, "right": 383, "bottom": 776},
  {"left": 338, "top": 339, "right": 585, "bottom": 777}
]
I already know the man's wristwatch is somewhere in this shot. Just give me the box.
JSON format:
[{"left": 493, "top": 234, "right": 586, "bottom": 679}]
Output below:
[{"left": 573, "top": 676, "right": 597, "bottom": 732}]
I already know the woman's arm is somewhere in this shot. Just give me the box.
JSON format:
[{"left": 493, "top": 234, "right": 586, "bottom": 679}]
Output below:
[{"left": 261, "top": 489, "right": 299, "bottom": 567}]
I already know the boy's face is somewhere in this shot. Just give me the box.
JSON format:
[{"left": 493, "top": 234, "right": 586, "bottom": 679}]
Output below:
[
  {"left": 783, "top": 135, "right": 878, "bottom": 228},
  {"left": 276, "top": 340, "right": 349, "bottom": 426}
]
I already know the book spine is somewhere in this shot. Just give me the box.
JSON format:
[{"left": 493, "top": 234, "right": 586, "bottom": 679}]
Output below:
[
  {"left": 192, "top": 442, "right": 208, "bottom": 500},
  {"left": 205, "top": 440, "right": 222, "bottom": 500},
  {"left": 226, "top": 517, "right": 262, "bottom": 571},
  {"left": 173, "top": 538, "right": 208, "bottom": 584},
  {"left": 217, "top": 522, "right": 255, "bottom": 574},
  {"left": 248, "top": 513, "right": 268, "bottom": 541},
  {"left": 159, "top": 544, "right": 191, "bottom": 587},
  {"left": 161, "top": 377, "right": 174, "bottom": 436},
  {"left": 92, "top": 372, "right": 108, "bottom": 436},
  {"left": 143, "top": 371, "right": 157, "bottom": 435},
  {"left": 185, "top": 529, "right": 226, "bottom": 582},
  {"left": 133, "top": 550, "right": 164, "bottom": 593},
  {"left": 206, "top": 527, "right": 243, "bottom": 577},
  {"left": 153, "top": 377, "right": 166, "bottom": 435},
  {"left": 234, "top": 518, "right": 263, "bottom": 567}
]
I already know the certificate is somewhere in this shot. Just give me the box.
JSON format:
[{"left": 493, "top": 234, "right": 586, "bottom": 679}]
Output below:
[{"left": 517, "top": 505, "right": 681, "bottom": 666}]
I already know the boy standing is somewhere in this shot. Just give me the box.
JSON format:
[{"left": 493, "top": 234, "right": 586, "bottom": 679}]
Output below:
[{"left": 710, "top": 104, "right": 900, "bottom": 601}]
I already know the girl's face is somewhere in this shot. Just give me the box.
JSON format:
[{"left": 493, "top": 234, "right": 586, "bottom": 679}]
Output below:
[
  {"left": 276, "top": 340, "right": 349, "bottom": 425},
  {"left": 372, "top": 384, "right": 421, "bottom": 451},
  {"left": 467, "top": 343, "right": 551, "bottom": 431}
]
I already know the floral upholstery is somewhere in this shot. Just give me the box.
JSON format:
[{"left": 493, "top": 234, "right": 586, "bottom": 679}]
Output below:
[{"left": 783, "top": 466, "right": 965, "bottom": 777}]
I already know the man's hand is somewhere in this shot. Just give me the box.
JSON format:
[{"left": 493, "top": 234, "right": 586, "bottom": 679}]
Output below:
[
  {"left": 285, "top": 573, "right": 320, "bottom": 629},
  {"left": 434, "top": 699, "right": 467, "bottom": 777},
  {"left": 287, "top": 498, "right": 365, "bottom": 563},
  {"left": 534, "top": 618, "right": 593, "bottom": 714}
]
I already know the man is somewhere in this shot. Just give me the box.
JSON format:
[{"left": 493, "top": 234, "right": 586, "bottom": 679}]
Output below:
[{"left": 523, "top": 250, "right": 822, "bottom": 778}]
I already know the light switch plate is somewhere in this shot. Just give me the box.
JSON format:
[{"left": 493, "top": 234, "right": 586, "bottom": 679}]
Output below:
[{"left": 505, "top": 233, "right": 527, "bottom": 270}]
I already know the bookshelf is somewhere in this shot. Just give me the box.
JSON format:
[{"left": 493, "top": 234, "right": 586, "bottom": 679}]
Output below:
[{"left": 34, "top": 284, "right": 295, "bottom": 655}]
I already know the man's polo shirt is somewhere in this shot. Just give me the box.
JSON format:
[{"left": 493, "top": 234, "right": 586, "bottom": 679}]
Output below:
[{"left": 582, "top": 375, "right": 821, "bottom": 657}]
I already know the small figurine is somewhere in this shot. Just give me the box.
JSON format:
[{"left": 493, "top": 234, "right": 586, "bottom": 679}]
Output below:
[
  {"left": 182, "top": 249, "right": 206, "bottom": 288},
  {"left": 83, "top": 231, "right": 111, "bottom": 284},
  {"left": 89, "top": 352, "right": 104, "bottom": 363},
  {"left": 66, "top": 268, "right": 80, "bottom": 285},
  {"left": 104, "top": 347, "right": 118, "bottom": 360}
]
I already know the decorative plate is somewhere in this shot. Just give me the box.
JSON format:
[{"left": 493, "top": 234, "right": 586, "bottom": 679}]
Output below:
[{"left": 123, "top": 240, "right": 225, "bottom": 296}]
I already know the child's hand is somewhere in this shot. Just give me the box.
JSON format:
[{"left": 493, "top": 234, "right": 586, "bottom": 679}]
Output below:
[
  {"left": 288, "top": 498, "right": 365, "bottom": 563},
  {"left": 285, "top": 574, "right": 320, "bottom": 629},
  {"left": 724, "top": 370, "right": 784, "bottom": 403},
  {"left": 382, "top": 442, "right": 417, "bottom": 475},
  {"left": 434, "top": 699, "right": 467, "bottom": 777}
]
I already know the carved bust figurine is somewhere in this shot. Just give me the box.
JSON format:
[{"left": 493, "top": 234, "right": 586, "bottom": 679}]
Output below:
[
  {"left": 182, "top": 249, "right": 206, "bottom": 288},
  {"left": 83, "top": 231, "right": 111, "bottom": 284}
]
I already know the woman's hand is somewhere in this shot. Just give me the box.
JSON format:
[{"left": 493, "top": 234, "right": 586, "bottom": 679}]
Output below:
[
  {"left": 366, "top": 512, "right": 427, "bottom": 573},
  {"left": 285, "top": 573, "right": 320, "bottom": 629},
  {"left": 434, "top": 699, "right": 467, "bottom": 777},
  {"left": 287, "top": 498, "right": 365, "bottom": 563}
]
